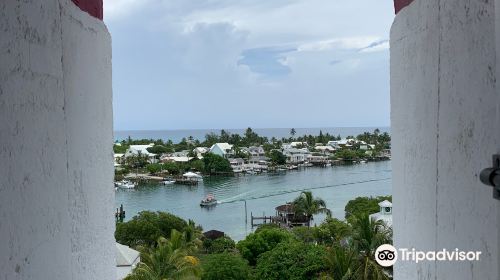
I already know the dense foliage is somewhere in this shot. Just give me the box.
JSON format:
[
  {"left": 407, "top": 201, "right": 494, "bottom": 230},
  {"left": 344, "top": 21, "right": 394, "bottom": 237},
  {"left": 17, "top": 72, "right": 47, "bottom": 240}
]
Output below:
[
  {"left": 202, "top": 236, "right": 236, "bottom": 254},
  {"left": 269, "top": 150, "right": 287, "bottom": 165},
  {"left": 254, "top": 241, "right": 327, "bottom": 280},
  {"left": 115, "top": 211, "right": 188, "bottom": 247},
  {"left": 202, "top": 153, "right": 233, "bottom": 174},
  {"left": 236, "top": 227, "right": 294, "bottom": 265},
  {"left": 344, "top": 195, "right": 392, "bottom": 219},
  {"left": 119, "top": 194, "right": 393, "bottom": 280},
  {"left": 201, "top": 253, "right": 251, "bottom": 280}
]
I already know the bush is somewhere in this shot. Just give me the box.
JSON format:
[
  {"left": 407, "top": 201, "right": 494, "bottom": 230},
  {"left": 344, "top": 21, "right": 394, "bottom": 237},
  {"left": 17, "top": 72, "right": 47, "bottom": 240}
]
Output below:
[
  {"left": 202, "top": 153, "right": 233, "bottom": 174},
  {"left": 146, "top": 163, "right": 162, "bottom": 174},
  {"left": 201, "top": 253, "right": 251, "bottom": 280},
  {"left": 255, "top": 241, "right": 327, "bottom": 280},
  {"left": 236, "top": 228, "right": 293, "bottom": 266},
  {"left": 344, "top": 196, "right": 392, "bottom": 220},
  {"left": 313, "top": 218, "right": 351, "bottom": 245},
  {"left": 203, "top": 236, "right": 236, "bottom": 254},
  {"left": 115, "top": 211, "right": 188, "bottom": 247}
]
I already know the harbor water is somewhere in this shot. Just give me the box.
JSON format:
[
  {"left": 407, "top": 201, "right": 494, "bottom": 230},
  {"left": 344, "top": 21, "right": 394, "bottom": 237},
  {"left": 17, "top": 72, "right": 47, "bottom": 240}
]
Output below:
[{"left": 115, "top": 160, "right": 392, "bottom": 241}]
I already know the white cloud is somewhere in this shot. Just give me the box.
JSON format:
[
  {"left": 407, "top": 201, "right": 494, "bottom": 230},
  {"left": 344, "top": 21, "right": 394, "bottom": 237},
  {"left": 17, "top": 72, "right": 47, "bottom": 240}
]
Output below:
[
  {"left": 108, "top": 0, "right": 394, "bottom": 129},
  {"left": 104, "top": 0, "right": 150, "bottom": 21}
]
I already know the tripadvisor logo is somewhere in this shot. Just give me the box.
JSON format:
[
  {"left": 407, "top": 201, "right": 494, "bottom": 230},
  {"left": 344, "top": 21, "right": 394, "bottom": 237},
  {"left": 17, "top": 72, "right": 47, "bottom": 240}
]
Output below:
[
  {"left": 375, "top": 244, "right": 397, "bottom": 267},
  {"left": 375, "top": 244, "right": 482, "bottom": 266}
]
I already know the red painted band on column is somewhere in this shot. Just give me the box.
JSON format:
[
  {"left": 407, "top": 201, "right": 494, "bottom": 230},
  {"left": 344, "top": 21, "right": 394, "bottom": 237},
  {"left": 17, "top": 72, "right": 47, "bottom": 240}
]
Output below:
[
  {"left": 71, "top": 0, "right": 103, "bottom": 20},
  {"left": 394, "top": 0, "right": 414, "bottom": 14}
]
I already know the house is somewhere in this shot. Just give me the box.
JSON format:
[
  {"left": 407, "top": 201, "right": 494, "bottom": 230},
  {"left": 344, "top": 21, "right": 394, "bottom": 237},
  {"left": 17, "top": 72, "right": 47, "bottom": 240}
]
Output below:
[
  {"left": 209, "top": 143, "right": 234, "bottom": 158},
  {"left": 282, "top": 142, "right": 308, "bottom": 150},
  {"left": 228, "top": 158, "right": 245, "bottom": 173},
  {"left": 369, "top": 200, "right": 393, "bottom": 227},
  {"left": 116, "top": 242, "right": 140, "bottom": 280},
  {"left": 282, "top": 148, "right": 311, "bottom": 164},
  {"left": 248, "top": 146, "right": 265, "bottom": 156},
  {"left": 327, "top": 139, "right": 356, "bottom": 149},
  {"left": 114, "top": 153, "right": 124, "bottom": 166},
  {"left": 314, "top": 145, "right": 336, "bottom": 154},
  {"left": 124, "top": 144, "right": 155, "bottom": 158},
  {"left": 193, "top": 147, "right": 209, "bottom": 158},
  {"left": 360, "top": 144, "right": 376, "bottom": 150},
  {"left": 161, "top": 156, "right": 193, "bottom": 163},
  {"left": 124, "top": 144, "right": 157, "bottom": 163}
]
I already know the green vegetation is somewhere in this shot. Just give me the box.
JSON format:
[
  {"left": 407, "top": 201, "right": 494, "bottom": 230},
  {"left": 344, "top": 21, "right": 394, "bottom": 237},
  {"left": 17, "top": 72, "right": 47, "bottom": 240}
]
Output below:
[
  {"left": 201, "top": 253, "right": 251, "bottom": 280},
  {"left": 202, "top": 153, "right": 233, "bottom": 174},
  {"left": 292, "top": 191, "right": 331, "bottom": 227},
  {"left": 269, "top": 150, "right": 287, "bottom": 165},
  {"left": 118, "top": 194, "right": 393, "bottom": 280},
  {"left": 202, "top": 236, "right": 235, "bottom": 254},
  {"left": 344, "top": 196, "right": 392, "bottom": 219},
  {"left": 115, "top": 211, "right": 189, "bottom": 247},
  {"left": 255, "top": 241, "right": 327, "bottom": 280},
  {"left": 236, "top": 227, "right": 294, "bottom": 265}
]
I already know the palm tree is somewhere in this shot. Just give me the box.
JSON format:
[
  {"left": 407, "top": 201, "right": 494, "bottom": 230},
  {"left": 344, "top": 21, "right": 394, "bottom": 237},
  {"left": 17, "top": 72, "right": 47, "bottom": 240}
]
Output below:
[
  {"left": 350, "top": 214, "right": 392, "bottom": 280},
  {"left": 290, "top": 128, "right": 296, "bottom": 137},
  {"left": 292, "top": 191, "right": 331, "bottom": 227},
  {"left": 322, "top": 245, "right": 358, "bottom": 280},
  {"left": 127, "top": 229, "right": 202, "bottom": 280}
]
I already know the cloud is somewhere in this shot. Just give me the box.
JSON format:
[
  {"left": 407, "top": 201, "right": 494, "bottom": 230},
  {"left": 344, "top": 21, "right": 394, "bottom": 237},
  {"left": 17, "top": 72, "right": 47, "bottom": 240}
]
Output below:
[
  {"left": 359, "top": 40, "right": 390, "bottom": 53},
  {"left": 108, "top": 0, "right": 395, "bottom": 130},
  {"left": 238, "top": 47, "right": 296, "bottom": 77},
  {"left": 104, "top": 0, "right": 150, "bottom": 20}
]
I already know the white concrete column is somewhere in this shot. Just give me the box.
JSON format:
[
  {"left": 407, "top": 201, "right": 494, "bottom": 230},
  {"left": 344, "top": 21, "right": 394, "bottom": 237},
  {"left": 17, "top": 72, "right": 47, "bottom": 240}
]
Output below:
[
  {"left": 0, "top": 0, "right": 115, "bottom": 279},
  {"left": 391, "top": 0, "right": 500, "bottom": 279}
]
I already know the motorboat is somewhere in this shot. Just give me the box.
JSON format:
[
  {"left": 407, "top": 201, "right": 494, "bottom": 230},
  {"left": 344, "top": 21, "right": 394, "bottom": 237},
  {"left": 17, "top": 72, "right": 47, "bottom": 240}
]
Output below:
[
  {"left": 115, "top": 180, "right": 136, "bottom": 189},
  {"left": 161, "top": 179, "right": 175, "bottom": 185},
  {"left": 200, "top": 194, "right": 217, "bottom": 207}
]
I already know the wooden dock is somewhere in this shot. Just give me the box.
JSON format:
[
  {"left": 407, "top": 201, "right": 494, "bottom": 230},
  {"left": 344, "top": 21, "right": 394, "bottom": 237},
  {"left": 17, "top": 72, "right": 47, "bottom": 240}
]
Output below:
[{"left": 174, "top": 178, "right": 199, "bottom": 185}]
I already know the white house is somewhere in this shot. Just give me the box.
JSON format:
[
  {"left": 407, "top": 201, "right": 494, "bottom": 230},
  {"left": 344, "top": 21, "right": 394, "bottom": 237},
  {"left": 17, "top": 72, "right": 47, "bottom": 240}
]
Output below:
[
  {"left": 209, "top": 143, "right": 234, "bottom": 158},
  {"left": 314, "top": 145, "right": 336, "bottom": 154},
  {"left": 228, "top": 158, "right": 245, "bottom": 173},
  {"left": 124, "top": 144, "right": 155, "bottom": 158},
  {"left": 116, "top": 242, "right": 140, "bottom": 280},
  {"left": 283, "top": 148, "right": 311, "bottom": 164},
  {"left": 369, "top": 200, "right": 392, "bottom": 227},
  {"left": 193, "top": 147, "right": 209, "bottom": 158}
]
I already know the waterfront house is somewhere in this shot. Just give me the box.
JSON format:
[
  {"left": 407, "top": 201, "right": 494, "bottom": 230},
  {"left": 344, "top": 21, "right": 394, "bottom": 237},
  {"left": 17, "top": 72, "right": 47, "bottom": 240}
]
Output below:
[
  {"left": 282, "top": 147, "right": 311, "bottom": 164},
  {"left": 116, "top": 242, "right": 140, "bottom": 280},
  {"left": 274, "top": 203, "right": 309, "bottom": 227},
  {"left": 114, "top": 153, "right": 124, "bottom": 166},
  {"left": 248, "top": 146, "right": 265, "bottom": 156},
  {"left": 161, "top": 156, "right": 193, "bottom": 163},
  {"left": 124, "top": 144, "right": 157, "bottom": 163},
  {"left": 228, "top": 158, "right": 245, "bottom": 173},
  {"left": 369, "top": 200, "right": 393, "bottom": 227},
  {"left": 193, "top": 147, "right": 209, "bottom": 158},
  {"left": 314, "top": 145, "right": 336, "bottom": 155},
  {"left": 209, "top": 143, "right": 234, "bottom": 158}
]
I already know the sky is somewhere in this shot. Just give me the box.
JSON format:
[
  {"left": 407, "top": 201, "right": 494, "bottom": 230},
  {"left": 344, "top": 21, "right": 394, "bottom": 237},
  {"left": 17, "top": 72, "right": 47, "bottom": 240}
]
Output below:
[{"left": 105, "top": 0, "right": 395, "bottom": 130}]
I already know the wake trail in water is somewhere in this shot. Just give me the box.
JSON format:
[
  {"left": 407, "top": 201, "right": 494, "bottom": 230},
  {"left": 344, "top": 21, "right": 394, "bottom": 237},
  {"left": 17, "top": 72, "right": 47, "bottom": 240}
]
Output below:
[{"left": 219, "top": 177, "right": 391, "bottom": 204}]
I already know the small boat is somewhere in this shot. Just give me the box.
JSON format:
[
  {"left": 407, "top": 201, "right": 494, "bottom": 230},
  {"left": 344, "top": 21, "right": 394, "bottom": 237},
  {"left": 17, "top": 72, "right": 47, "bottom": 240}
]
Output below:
[
  {"left": 161, "top": 179, "right": 175, "bottom": 185},
  {"left": 200, "top": 194, "right": 217, "bottom": 207},
  {"left": 115, "top": 180, "right": 136, "bottom": 189}
]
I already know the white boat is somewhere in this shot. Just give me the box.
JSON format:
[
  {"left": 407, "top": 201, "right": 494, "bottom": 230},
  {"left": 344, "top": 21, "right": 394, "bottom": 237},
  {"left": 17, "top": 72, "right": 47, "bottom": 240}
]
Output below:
[
  {"left": 115, "top": 180, "right": 136, "bottom": 189},
  {"left": 183, "top": 172, "right": 203, "bottom": 181},
  {"left": 200, "top": 194, "right": 217, "bottom": 207},
  {"left": 161, "top": 180, "right": 175, "bottom": 185}
]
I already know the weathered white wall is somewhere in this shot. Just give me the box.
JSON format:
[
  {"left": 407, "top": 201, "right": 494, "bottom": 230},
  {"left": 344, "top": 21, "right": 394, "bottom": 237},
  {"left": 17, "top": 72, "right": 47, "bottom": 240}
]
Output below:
[
  {"left": 0, "top": 0, "right": 115, "bottom": 279},
  {"left": 391, "top": 0, "right": 500, "bottom": 279}
]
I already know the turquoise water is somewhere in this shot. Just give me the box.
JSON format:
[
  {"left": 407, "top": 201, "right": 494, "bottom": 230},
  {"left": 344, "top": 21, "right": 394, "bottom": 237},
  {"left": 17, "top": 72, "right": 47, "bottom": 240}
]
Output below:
[
  {"left": 115, "top": 161, "right": 392, "bottom": 241},
  {"left": 114, "top": 127, "right": 390, "bottom": 143}
]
